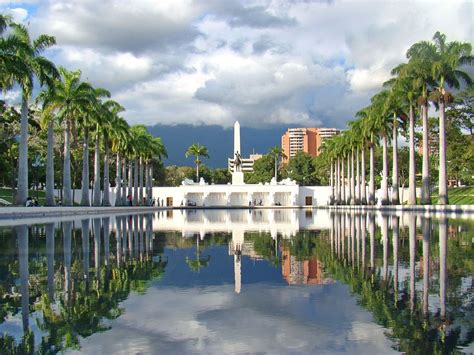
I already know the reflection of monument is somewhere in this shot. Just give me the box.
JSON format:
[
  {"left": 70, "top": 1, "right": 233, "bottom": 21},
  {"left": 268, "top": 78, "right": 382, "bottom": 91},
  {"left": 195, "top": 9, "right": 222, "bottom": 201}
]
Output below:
[
  {"left": 230, "top": 229, "right": 244, "bottom": 293},
  {"left": 281, "top": 247, "right": 329, "bottom": 285},
  {"left": 232, "top": 121, "right": 245, "bottom": 185}
]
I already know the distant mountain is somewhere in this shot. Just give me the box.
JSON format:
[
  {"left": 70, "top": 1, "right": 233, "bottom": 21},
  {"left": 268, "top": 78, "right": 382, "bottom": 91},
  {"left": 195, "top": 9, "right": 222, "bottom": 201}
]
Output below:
[{"left": 147, "top": 124, "right": 287, "bottom": 168}]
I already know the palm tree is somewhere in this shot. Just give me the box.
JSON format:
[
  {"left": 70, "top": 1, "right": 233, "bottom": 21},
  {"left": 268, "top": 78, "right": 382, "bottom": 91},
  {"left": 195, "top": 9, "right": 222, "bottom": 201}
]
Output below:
[
  {"left": 382, "top": 86, "right": 407, "bottom": 205},
  {"left": 269, "top": 146, "right": 286, "bottom": 182},
  {"left": 97, "top": 100, "right": 124, "bottom": 206},
  {"left": 185, "top": 143, "right": 209, "bottom": 182},
  {"left": 389, "top": 63, "right": 420, "bottom": 205},
  {"left": 356, "top": 107, "right": 378, "bottom": 205},
  {"left": 371, "top": 91, "right": 392, "bottom": 205},
  {"left": 4, "top": 23, "right": 58, "bottom": 205},
  {"left": 407, "top": 39, "right": 437, "bottom": 205},
  {"left": 36, "top": 88, "right": 57, "bottom": 206},
  {"left": 78, "top": 88, "right": 109, "bottom": 206},
  {"left": 145, "top": 137, "right": 167, "bottom": 203},
  {"left": 110, "top": 117, "right": 130, "bottom": 206},
  {"left": 130, "top": 125, "right": 149, "bottom": 204},
  {"left": 43, "top": 68, "right": 98, "bottom": 206},
  {"left": 347, "top": 122, "right": 362, "bottom": 205},
  {"left": 430, "top": 31, "right": 473, "bottom": 205}
]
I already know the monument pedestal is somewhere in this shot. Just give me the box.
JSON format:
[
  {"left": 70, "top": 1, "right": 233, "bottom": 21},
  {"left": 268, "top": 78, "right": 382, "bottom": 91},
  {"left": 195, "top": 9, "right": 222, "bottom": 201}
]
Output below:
[{"left": 232, "top": 172, "right": 245, "bottom": 185}]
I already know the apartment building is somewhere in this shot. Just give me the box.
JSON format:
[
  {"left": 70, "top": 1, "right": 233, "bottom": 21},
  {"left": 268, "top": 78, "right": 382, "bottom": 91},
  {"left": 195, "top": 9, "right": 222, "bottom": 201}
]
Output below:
[
  {"left": 228, "top": 153, "right": 263, "bottom": 173},
  {"left": 281, "top": 127, "right": 340, "bottom": 163}
]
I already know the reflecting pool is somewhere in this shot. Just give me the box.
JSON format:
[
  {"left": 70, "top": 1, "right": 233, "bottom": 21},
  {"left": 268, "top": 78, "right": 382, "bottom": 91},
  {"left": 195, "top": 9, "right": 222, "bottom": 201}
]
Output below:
[{"left": 0, "top": 209, "right": 472, "bottom": 354}]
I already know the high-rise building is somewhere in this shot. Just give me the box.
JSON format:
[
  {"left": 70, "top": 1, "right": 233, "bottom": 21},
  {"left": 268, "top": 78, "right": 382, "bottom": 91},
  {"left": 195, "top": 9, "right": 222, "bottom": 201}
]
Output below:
[
  {"left": 228, "top": 153, "right": 263, "bottom": 173},
  {"left": 281, "top": 127, "right": 340, "bottom": 163}
]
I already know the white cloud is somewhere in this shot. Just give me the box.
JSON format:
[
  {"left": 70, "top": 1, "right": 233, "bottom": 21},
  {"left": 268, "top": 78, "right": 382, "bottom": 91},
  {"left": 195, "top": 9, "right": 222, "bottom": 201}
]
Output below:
[
  {"left": 2, "top": 0, "right": 472, "bottom": 129},
  {"left": 71, "top": 284, "right": 398, "bottom": 354}
]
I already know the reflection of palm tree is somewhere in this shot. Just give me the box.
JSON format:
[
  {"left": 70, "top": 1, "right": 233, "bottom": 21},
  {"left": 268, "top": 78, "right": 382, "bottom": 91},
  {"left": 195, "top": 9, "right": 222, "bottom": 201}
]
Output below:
[
  {"left": 46, "top": 223, "right": 55, "bottom": 301},
  {"left": 422, "top": 217, "right": 431, "bottom": 317},
  {"left": 381, "top": 215, "right": 389, "bottom": 280},
  {"left": 16, "top": 225, "right": 29, "bottom": 332},
  {"left": 409, "top": 215, "right": 416, "bottom": 312},
  {"left": 63, "top": 221, "right": 72, "bottom": 303},
  {"left": 186, "top": 235, "right": 211, "bottom": 272},
  {"left": 81, "top": 219, "right": 90, "bottom": 284},
  {"left": 392, "top": 216, "right": 399, "bottom": 303},
  {"left": 439, "top": 216, "right": 447, "bottom": 320}
]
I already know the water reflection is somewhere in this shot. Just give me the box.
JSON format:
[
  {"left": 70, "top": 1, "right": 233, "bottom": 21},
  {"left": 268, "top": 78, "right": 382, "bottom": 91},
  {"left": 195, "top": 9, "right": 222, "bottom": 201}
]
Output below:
[{"left": 0, "top": 210, "right": 472, "bottom": 353}]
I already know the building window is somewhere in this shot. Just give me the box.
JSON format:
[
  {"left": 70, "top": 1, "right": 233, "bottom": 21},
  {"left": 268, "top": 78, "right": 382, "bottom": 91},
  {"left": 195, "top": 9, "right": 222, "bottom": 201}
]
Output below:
[{"left": 305, "top": 196, "right": 312, "bottom": 206}]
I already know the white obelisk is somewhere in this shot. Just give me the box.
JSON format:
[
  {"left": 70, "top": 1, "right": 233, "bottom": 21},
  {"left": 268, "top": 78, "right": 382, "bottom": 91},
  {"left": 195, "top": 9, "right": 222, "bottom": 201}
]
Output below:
[
  {"left": 232, "top": 120, "right": 245, "bottom": 185},
  {"left": 234, "top": 120, "right": 241, "bottom": 155}
]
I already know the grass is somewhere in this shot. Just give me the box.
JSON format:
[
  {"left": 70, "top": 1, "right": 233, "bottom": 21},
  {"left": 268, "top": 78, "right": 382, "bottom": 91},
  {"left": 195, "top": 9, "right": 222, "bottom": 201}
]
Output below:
[
  {"left": 430, "top": 186, "right": 474, "bottom": 205},
  {"left": 0, "top": 187, "right": 46, "bottom": 205}
]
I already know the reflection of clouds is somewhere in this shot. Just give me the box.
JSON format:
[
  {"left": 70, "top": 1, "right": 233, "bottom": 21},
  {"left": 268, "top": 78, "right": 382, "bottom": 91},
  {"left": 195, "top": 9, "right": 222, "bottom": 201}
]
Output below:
[{"left": 72, "top": 284, "right": 397, "bottom": 354}]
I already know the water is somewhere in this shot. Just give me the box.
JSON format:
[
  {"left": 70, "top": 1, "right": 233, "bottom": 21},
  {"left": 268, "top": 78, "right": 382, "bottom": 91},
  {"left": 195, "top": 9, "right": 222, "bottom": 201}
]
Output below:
[{"left": 0, "top": 209, "right": 472, "bottom": 354}]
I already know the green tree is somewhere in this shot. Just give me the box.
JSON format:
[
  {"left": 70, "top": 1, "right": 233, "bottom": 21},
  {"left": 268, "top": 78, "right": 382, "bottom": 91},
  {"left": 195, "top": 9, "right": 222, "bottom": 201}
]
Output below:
[
  {"left": 185, "top": 143, "right": 209, "bottom": 182},
  {"left": 429, "top": 31, "right": 473, "bottom": 205},
  {"left": 3, "top": 23, "right": 58, "bottom": 205},
  {"left": 283, "top": 152, "right": 320, "bottom": 185},
  {"left": 245, "top": 154, "right": 274, "bottom": 184},
  {"left": 268, "top": 146, "right": 286, "bottom": 182}
]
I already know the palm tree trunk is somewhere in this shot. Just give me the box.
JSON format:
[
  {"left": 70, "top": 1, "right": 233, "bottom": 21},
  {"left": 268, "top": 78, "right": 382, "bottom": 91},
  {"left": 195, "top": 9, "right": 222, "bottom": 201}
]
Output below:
[
  {"left": 392, "top": 117, "right": 400, "bottom": 205},
  {"left": 274, "top": 156, "right": 278, "bottom": 182},
  {"left": 45, "top": 120, "right": 55, "bottom": 206},
  {"left": 350, "top": 149, "right": 355, "bottom": 205},
  {"left": 139, "top": 156, "right": 144, "bottom": 205},
  {"left": 93, "top": 134, "right": 101, "bottom": 206},
  {"left": 408, "top": 105, "right": 416, "bottom": 205},
  {"left": 330, "top": 159, "right": 334, "bottom": 204},
  {"left": 355, "top": 147, "right": 360, "bottom": 204},
  {"left": 150, "top": 164, "right": 154, "bottom": 193},
  {"left": 196, "top": 158, "right": 200, "bottom": 182},
  {"left": 103, "top": 138, "right": 111, "bottom": 206},
  {"left": 341, "top": 157, "right": 346, "bottom": 204},
  {"left": 63, "top": 119, "right": 73, "bottom": 206},
  {"left": 80, "top": 127, "right": 90, "bottom": 206},
  {"left": 133, "top": 158, "right": 139, "bottom": 205},
  {"left": 15, "top": 96, "right": 29, "bottom": 205},
  {"left": 128, "top": 161, "right": 133, "bottom": 205},
  {"left": 144, "top": 162, "right": 149, "bottom": 205},
  {"left": 115, "top": 153, "right": 122, "bottom": 206},
  {"left": 369, "top": 139, "right": 375, "bottom": 205},
  {"left": 381, "top": 134, "right": 389, "bottom": 205},
  {"left": 360, "top": 147, "right": 366, "bottom": 205},
  {"left": 336, "top": 158, "right": 341, "bottom": 204},
  {"left": 421, "top": 103, "right": 431, "bottom": 204},
  {"left": 438, "top": 100, "right": 448, "bottom": 204},
  {"left": 121, "top": 158, "right": 127, "bottom": 205}
]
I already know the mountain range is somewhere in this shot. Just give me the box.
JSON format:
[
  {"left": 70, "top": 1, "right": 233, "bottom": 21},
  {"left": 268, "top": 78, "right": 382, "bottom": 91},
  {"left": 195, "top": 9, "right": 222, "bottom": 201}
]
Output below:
[{"left": 147, "top": 123, "right": 289, "bottom": 168}]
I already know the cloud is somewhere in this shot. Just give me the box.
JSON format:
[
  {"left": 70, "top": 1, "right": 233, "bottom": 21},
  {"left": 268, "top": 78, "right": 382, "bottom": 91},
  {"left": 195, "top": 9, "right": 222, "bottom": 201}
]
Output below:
[
  {"left": 72, "top": 284, "right": 398, "bottom": 354},
  {"left": 2, "top": 0, "right": 472, "bottom": 129}
]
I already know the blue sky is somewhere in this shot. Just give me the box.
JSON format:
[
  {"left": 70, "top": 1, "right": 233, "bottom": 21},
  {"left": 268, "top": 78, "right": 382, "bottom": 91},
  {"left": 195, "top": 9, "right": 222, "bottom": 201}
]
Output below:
[{"left": 1, "top": 0, "right": 472, "bottom": 129}]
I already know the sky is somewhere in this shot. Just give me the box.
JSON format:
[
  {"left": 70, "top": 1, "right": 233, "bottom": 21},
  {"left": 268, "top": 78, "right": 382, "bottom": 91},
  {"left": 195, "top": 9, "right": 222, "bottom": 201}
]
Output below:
[{"left": 1, "top": 0, "right": 473, "bottom": 130}]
